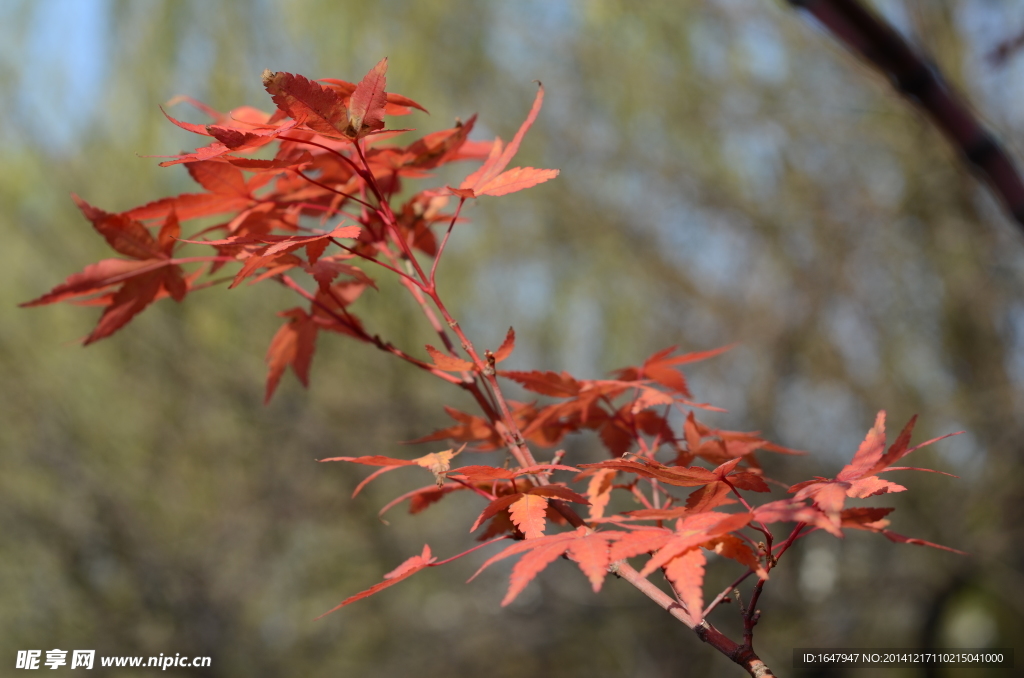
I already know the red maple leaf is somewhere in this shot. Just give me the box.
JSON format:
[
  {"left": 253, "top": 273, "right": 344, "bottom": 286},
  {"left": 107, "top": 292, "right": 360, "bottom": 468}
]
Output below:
[
  {"left": 346, "top": 57, "right": 389, "bottom": 139},
  {"left": 488, "top": 326, "right": 516, "bottom": 364},
  {"left": 263, "top": 70, "right": 350, "bottom": 138},
  {"left": 21, "top": 197, "right": 188, "bottom": 344},
  {"left": 448, "top": 464, "right": 579, "bottom": 483},
  {"left": 451, "top": 84, "right": 559, "bottom": 198},
  {"left": 839, "top": 507, "right": 966, "bottom": 553},
  {"left": 469, "top": 526, "right": 622, "bottom": 605},
  {"left": 499, "top": 370, "right": 581, "bottom": 397},
  {"left": 320, "top": 447, "right": 464, "bottom": 495},
  {"left": 639, "top": 512, "right": 752, "bottom": 576},
  {"left": 612, "top": 344, "right": 736, "bottom": 398},
  {"left": 315, "top": 544, "right": 437, "bottom": 619},
  {"left": 577, "top": 457, "right": 720, "bottom": 488},
  {"left": 392, "top": 116, "right": 477, "bottom": 170},
  {"left": 178, "top": 224, "right": 361, "bottom": 288},
  {"left": 318, "top": 75, "right": 427, "bottom": 117},
  {"left": 264, "top": 308, "right": 318, "bottom": 403},
  {"left": 156, "top": 109, "right": 302, "bottom": 166},
  {"left": 425, "top": 345, "right": 474, "bottom": 372},
  {"left": 788, "top": 412, "right": 959, "bottom": 530},
  {"left": 470, "top": 485, "right": 589, "bottom": 534}
]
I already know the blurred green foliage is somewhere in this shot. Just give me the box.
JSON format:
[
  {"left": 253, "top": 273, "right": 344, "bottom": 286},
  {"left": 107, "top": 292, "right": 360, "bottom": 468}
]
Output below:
[{"left": 3, "top": 0, "right": 1024, "bottom": 675}]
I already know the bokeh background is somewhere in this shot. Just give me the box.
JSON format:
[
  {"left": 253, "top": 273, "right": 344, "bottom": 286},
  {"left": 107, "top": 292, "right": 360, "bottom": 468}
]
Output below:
[{"left": 3, "top": 0, "right": 1024, "bottom": 676}]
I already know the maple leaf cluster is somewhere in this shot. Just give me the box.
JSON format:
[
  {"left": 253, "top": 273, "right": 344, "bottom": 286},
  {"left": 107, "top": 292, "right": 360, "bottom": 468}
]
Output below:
[
  {"left": 24, "top": 59, "right": 962, "bottom": 671},
  {"left": 22, "top": 57, "right": 557, "bottom": 398}
]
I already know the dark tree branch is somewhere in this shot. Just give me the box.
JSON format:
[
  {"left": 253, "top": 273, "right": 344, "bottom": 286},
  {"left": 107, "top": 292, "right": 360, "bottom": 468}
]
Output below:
[
  {"left": 786, "top": 0, "right": 1024, "bottom": 231},
  {"left": 988, "top": 27, "right": 1024, "bottom": 67}
]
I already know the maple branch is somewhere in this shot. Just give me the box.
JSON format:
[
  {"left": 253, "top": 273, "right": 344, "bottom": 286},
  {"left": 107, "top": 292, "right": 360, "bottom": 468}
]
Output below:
[
  {"left": 447, "top": 474, "right": 497, "bottom": 501},
  {"left": 432, "top": 536, "right": 511, "bottom": 566},
  {"left": 313, "top": 229, "right": 795, "bottom": 666},
  {"left": 186, "top": 274, "right": 235, "bottom": 292},
  {"left": 168, "top": 256, "right": 239, "bottom": 265},
  {"left": 423, "top": 289, "right": 539, "bottom": 469},
  {"left": 328, "top": 237, "right": 420, "bottom": 284},
  {"left": 743, "top": 579, "right": 766, "bottom": 649},
  {"left": 704, "top": 569, "right": 757, "bottom": 618},
  {"left": 772, "top": 522, "right": 808, "bottom": 561},
  {"left": 649, "top": 479, "right": 662, "bottom": 509},
  {"left": 267, "top": 199, "right": 359, "bottom": 222},
  {"left": 723, "top": 479, "right": 773, "bottom": 543},
  {"left": 785, "top": 0, "right": 1024, "bottom": 231},
  {"left": 389, "top": 253, "right": 503, "bottom": 423},
  {"left": 292, "top": 168, "right": 375, "bottom": 210},
  {"left": 277, "top": 274, "right": 462, "bottom": 385},
  {"left": 276, "top": 134, "right": 368, "bottom": 181},
  {"left": 732, "top": 530, "right": 763, "bottom": 551},
  {"left": 359, "top": 242, "right": 508, "bottom": 435},
  {"left": 323, "top": 285, "right": 364, "bottom": 331},
  {"left": 376, "top": 246, "right": 508, "bottom": 428},
  {"left": 429, "top": 197, "right": 466, "bottom": 286},
  {"left": 629, "top": 483, "right": 656, "bottom": 510},
  {"left": 352, "top": 140, "right": 432, "bottom": 284},
  {"left": 610, "top": 561, "right": 777, "bottom": 677}
]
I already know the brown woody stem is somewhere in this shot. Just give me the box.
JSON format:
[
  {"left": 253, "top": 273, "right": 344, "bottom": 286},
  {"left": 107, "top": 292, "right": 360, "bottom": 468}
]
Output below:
[{"left": 610, "top": 561, "right": 777, "bottom": 677}]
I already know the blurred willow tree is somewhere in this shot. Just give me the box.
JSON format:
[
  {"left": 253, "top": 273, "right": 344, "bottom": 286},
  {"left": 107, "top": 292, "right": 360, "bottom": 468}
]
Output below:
[{"left": 3, "top": 0, "right": 1023, "bottom": 675}]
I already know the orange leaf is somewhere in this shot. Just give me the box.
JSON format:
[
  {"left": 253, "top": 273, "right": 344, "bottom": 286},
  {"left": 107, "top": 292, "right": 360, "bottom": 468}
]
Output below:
[
  {"left": 509, "top": 494, "right": 549, "bottom": 539},
  {"left": 156, "top": 210, "right": 180, "bottom": 255},
  {"left": 836, "top": 411, "right": 888, "bottom": 482},
  {"left": 839, "top": 507, "right": 894, "bottom": 530},
  {"left": 754, "top": 499, "right": 839, "bottom": 537},
  {"left": 318, "top": 454, "right": 416, "bottom": 466},
  {"left": 585, "top": 469, "right": 616, "bottom": 521},
  {"left": 491, "top": 326, "right": 516, "bottom": 363},
  {"left": 461, "top": 84, "right": 544, "bottom": 190},
  {"left": 608, "top": 528, "right": 674, "bottom": 562},
  {"left": 156, "top": 113, "right": 301, "bottom": 166},
  {"left": 502, "top": 540, "right": 567, "bottom": 605},
  {"left": 450, "top": 464, "right": 578, "bottom": 483},
  {"left": 527, "top": 485, "right": 590, "bottom": 505},
  {"left": 468, "top": 527, "right": 620, "bottom": 605},
  {"left": 706, "top": 534, "right": 767, "bottom": 578},
  {"left": 620, "top": 507, "right": 692, "bottom": 521},
  {"left": 475, "top": 167, "right": 559, "bottom": 197},
  {"left": 315, "top": 544, "right": 435, "bottom": 619},
  {"left": 663, "top": 548, "right": 706, "bottom": 624},
  {"left": 499, "top": 370, "right": 580, "bottom": 397},
  {"left": 425, "top": 345, "right": 474, "bottom": 372},
  {"left": 630, "top": 386, "right": 674, "bottom": 414},
  {"left": 639, "top": 512, "right": 752, "bottom": 577},
  {"left": 458, "top": 84, "right": 558, "bottom": 198},
  {"left": 470, "top": 494, "right": 523, "bottom": 533},
  {"left": 566, "top": 533, "right": 614, "bottom": 593},
  {"left": 414, "top": 447, "right": 462, "bottom": 486}
]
